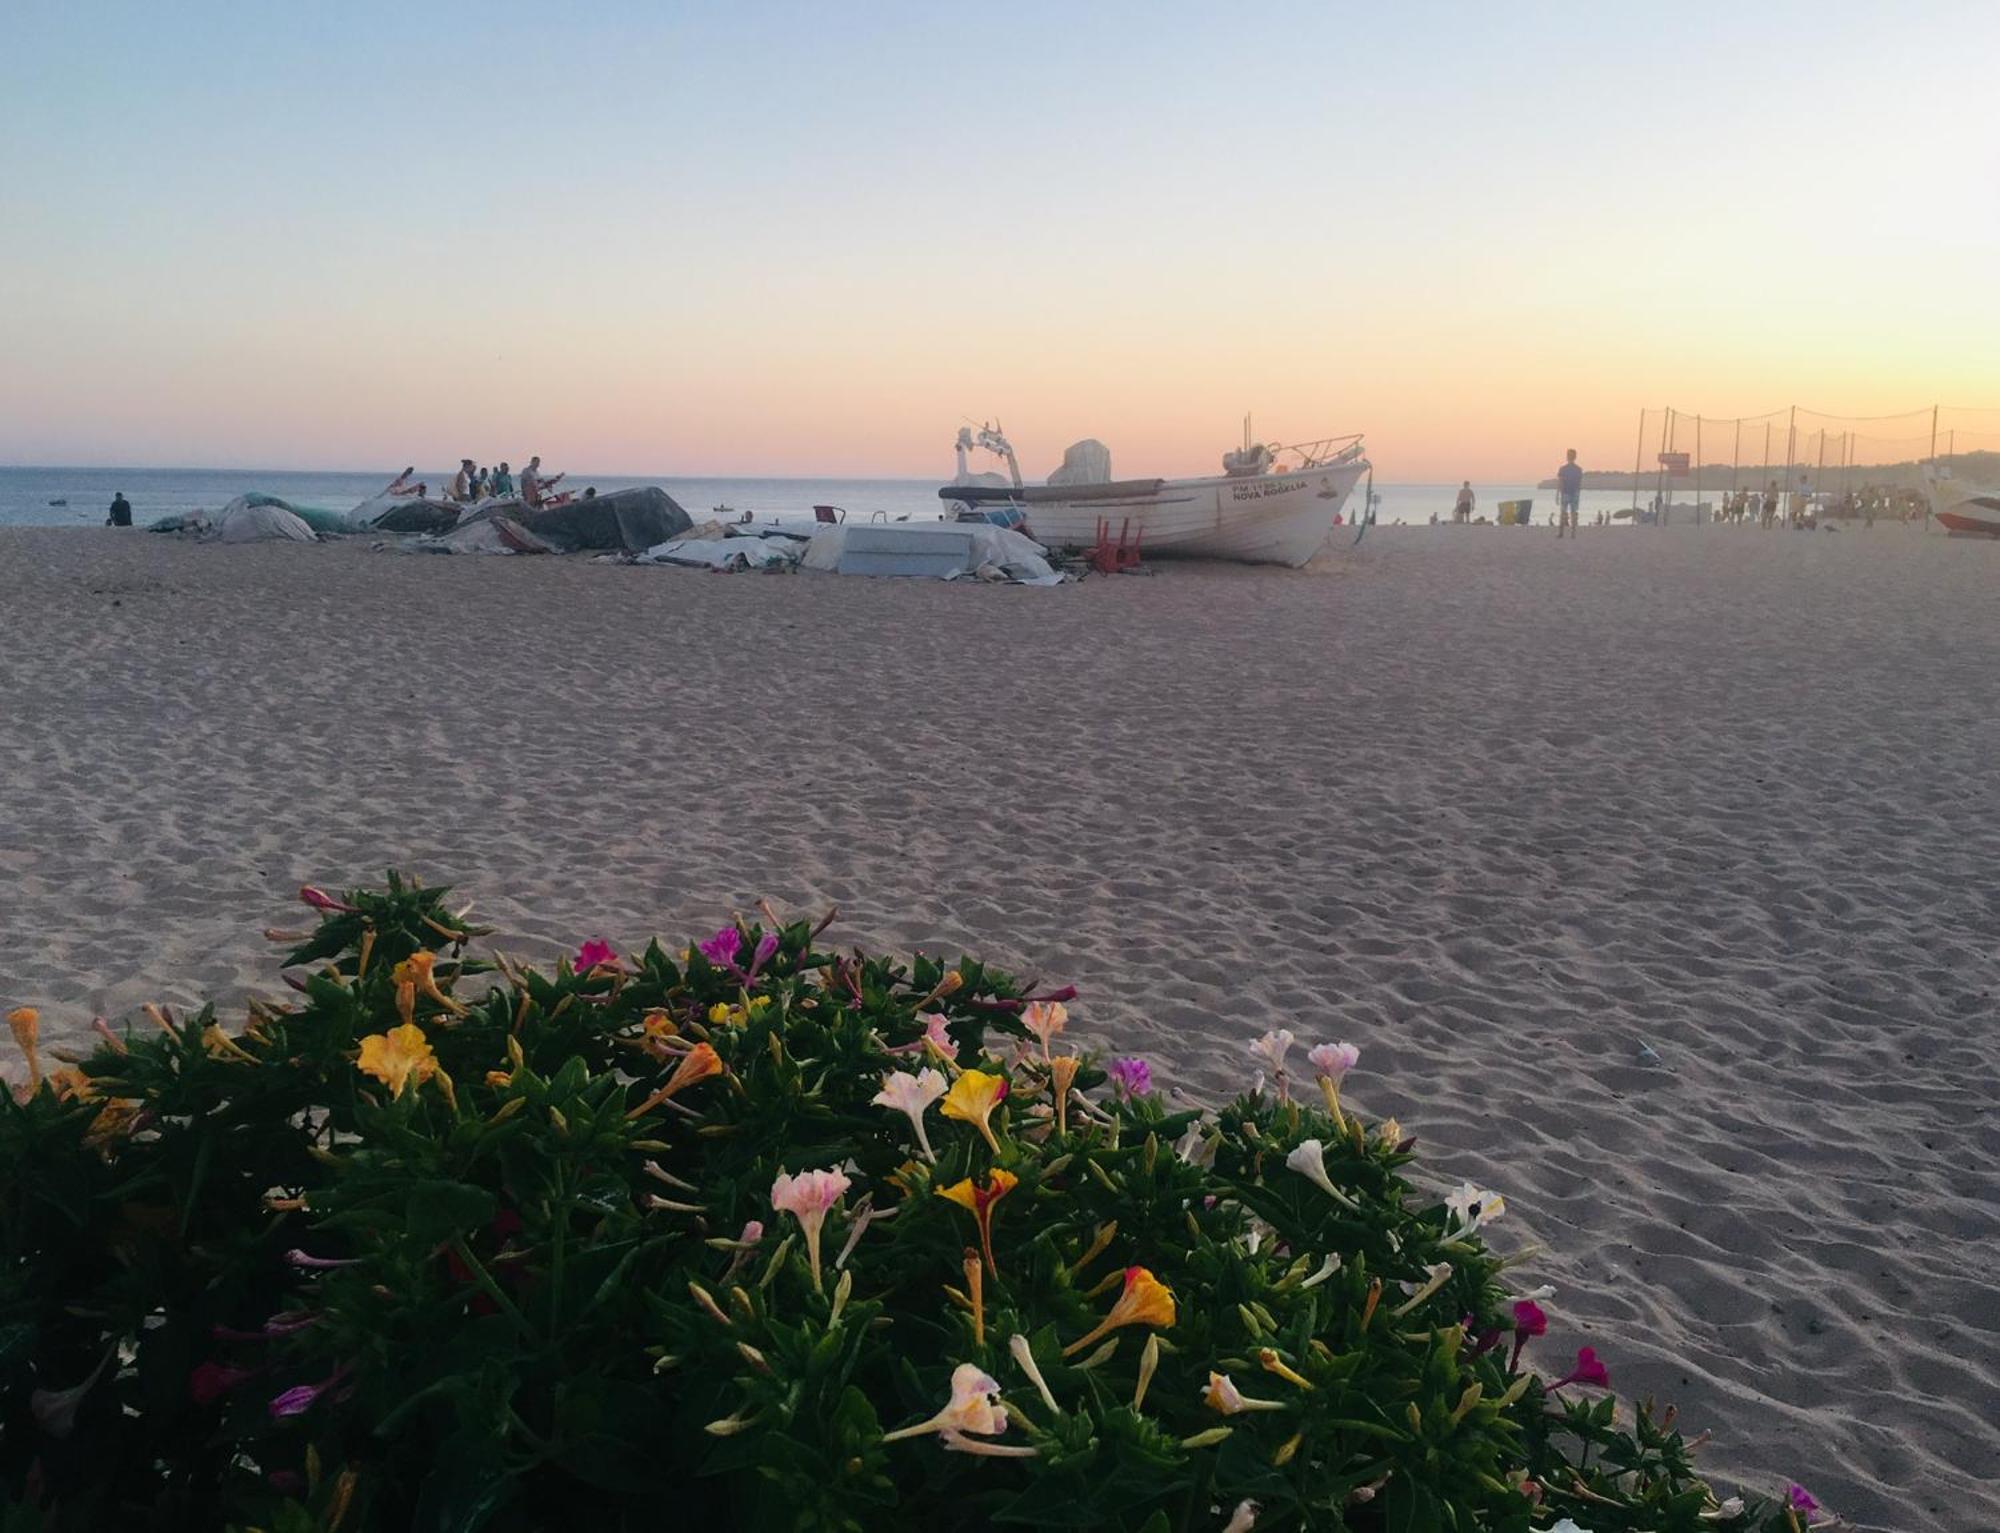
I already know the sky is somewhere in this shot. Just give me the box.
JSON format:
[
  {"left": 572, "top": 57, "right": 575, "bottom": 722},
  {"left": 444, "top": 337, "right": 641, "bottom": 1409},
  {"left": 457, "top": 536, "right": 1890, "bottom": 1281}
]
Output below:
[{"left": 3, "top": 1, "right": 1997, "bottom": 481}]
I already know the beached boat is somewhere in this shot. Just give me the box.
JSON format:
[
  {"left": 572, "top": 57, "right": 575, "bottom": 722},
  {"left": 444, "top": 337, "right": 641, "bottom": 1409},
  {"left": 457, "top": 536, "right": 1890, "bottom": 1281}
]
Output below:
[
  {"left": 1923, "top": 465, "right": 2000, "bottom": 538},
  {"left": 939, "top": 424, "right": 1369, "bottom": 567}
]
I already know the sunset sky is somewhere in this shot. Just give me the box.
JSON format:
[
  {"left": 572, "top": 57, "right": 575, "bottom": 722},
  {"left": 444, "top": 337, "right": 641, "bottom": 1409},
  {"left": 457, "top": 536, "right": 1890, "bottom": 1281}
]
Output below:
[{"left": 4, "top": 1, "right": 1996, "bottom": 480}]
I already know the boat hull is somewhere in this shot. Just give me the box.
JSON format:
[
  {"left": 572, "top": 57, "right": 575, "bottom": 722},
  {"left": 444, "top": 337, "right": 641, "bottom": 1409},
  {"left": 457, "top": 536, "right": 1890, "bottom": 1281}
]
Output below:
[
  {"left": 1924, "top": 471, "right": 2000, "bottom": 537},
  {"left": 942, "top": 463, "right": 1367, "bottom": 567}
]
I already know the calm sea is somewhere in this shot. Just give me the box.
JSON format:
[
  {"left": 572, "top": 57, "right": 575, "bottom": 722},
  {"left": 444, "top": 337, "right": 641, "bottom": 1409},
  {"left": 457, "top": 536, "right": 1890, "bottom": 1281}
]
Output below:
[{"left": 0, "top": 466, "right": 1644, "bottom": 531}]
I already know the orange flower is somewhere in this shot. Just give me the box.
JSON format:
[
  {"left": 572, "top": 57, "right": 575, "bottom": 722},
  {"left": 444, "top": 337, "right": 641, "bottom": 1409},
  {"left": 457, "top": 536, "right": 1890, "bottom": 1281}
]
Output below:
[
  {"left": 1048, "top": 1055, "right": 1080, "bottom": 1137},
  {"left": 7, "top": 1007, "right": 41, "bottom": 1093},
  {"left": 1022, "top": 1000, "right": 1067, "bottom": 1060},
  {"left": 1062, "top": 1266, "right": 1177, "bottom": 1356},
  {"left": 624, "top": 1042, "right": 725, "bottom": 1120},
  {"left": 941, "top": 1069, "right": 1008, "bottom": 1154},
  {"left": 356, "top": 1024, "right": 439, "bottom": 1098},
  {"left": 938, "top": 1168, "right": 1019, "bottom": 1277},
  {"left": 392, "top": 951, "right": 468, "bottom": 1016}
]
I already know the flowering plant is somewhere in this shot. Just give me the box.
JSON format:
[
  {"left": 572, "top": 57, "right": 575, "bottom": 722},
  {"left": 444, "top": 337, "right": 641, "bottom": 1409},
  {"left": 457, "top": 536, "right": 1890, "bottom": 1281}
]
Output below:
[{"left": 0, "top": 877, "right": 1825, "bottom": 1531}]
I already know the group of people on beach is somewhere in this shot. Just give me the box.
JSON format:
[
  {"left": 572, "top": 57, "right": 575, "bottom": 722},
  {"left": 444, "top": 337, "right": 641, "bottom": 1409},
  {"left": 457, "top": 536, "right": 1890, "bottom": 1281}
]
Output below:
[{"left": 383, "top": 459, "right": 571, "bottom": 508}]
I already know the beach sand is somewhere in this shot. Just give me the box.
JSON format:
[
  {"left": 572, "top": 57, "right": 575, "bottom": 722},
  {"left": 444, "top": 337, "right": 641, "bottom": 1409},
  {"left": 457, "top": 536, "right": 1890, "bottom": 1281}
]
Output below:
[{"left": 2, "top": 522, "right": 1995, "bottom": 1529}]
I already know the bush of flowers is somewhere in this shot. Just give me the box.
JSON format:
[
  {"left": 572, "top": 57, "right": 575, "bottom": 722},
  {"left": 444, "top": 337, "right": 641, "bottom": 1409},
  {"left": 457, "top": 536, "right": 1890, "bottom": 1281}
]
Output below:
[{"left": 0, "top": 875, "right": 1831, "bottom": 1533}]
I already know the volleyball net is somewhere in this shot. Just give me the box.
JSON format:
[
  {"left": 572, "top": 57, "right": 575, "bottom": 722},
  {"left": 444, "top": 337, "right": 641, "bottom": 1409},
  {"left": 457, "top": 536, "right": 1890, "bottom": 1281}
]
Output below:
[{"left": 1620, "top": 405, "right": 2000, "bottom": 504}]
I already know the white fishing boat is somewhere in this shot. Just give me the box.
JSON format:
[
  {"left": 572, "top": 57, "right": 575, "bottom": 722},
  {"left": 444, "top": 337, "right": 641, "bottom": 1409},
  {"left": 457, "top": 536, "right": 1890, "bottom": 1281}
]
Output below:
[
  {"left": 1923, "top": 463, "right": 2000, "bottom": 538},
  {"left": 939, "top": 421, "right": 1370, "bottom": 567}
]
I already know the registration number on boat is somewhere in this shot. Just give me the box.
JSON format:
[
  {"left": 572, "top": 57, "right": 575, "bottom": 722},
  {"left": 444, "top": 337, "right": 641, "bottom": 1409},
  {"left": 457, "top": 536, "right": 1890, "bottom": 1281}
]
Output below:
[{"left": 1229, "top": 478, "right": 1304, "bottom": 501}]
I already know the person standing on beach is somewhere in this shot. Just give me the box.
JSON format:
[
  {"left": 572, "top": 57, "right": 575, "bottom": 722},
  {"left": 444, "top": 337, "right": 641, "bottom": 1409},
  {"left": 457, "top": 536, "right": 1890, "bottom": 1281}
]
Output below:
[
  {"left": 106, "top": 491, "right": 132, "bottom": 528},
  {"left": 1555, "top": 449, "right": 1582, "bottom": 539},
  {"left": 490, "top": 461, "right": 514, "bottom": 498},
  {"left": 1453, "top": 481, "right": 1475, "bottom": 523}
]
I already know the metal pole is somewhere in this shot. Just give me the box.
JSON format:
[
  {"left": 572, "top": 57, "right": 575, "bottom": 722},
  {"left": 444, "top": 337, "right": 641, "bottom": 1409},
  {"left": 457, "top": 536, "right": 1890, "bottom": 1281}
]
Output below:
[
  {"left": 1929, "top": 404, "right": 1938, "bottom": 464},
  {"left": 1784, "top": 406, "right": 1797, "bottom": 519},
  {"left": 1631, "top": 408, "right": 1645, "bottom": 515},
  {"left": 1816, "top": 429, "right": 1827, "bottom": 495},
  {"left": 1695, "top": 415, "right": 1704, "bottom": 523},
  {"left": 1656, "top": 407, "right": 1672, "bottom": 519}
]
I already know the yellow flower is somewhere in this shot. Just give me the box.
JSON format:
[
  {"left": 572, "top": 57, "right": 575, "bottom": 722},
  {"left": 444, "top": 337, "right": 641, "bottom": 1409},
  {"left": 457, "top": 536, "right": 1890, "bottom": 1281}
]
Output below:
[
  {"left": 941, "top": 1069, "right": 1009, "bottom": 1154},
  {"left": 642, "top": 1009, "right": 678, "bottom": 1040},
  {"left": 937, "top": 1169, "right": 1019, "bottom": 1277},
  {"left": 1063, "top": 1266, "right": 1177, "bottom": 1356},
  {"left": 356, "top": 1024, "right": 439, "bottom": 1098},
  {"left": 708, "top": 1003, "right": 735, "bottom": 1026}
]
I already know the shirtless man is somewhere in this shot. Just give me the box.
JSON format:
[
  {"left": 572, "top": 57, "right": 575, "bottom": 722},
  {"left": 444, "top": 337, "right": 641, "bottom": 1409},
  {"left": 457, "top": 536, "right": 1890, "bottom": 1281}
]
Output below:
[{"left": 520, "top": 455, "right": 566, "bottom": 508}]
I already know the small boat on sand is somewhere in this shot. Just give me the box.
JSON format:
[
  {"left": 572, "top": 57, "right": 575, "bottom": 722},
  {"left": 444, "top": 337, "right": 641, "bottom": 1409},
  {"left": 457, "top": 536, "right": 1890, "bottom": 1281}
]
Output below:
[
  {"left": 939, "top": 422, "right": 1369, "bottom": 567},
  {"left": 1923, "top": 464, "right": 2000, "bottom": 538}
]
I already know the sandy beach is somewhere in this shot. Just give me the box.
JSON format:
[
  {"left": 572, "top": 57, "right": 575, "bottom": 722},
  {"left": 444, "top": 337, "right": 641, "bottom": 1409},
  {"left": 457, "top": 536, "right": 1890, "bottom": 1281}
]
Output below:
[{"left": 1, "top": 523, "right": 1995, "bottom": 1530}]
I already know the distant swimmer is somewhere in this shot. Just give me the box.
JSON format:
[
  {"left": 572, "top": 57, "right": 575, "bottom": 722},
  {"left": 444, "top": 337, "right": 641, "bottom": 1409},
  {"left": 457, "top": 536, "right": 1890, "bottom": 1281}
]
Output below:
[
  {"left": 1453, "top": 481, "right": 1475, "bottom": 524},
  {"left": 1556, "top": 449, "right": 1582, "bottom": 539},
  {"left": 106, "top": 491, "right": 132, "bottom": 528}
]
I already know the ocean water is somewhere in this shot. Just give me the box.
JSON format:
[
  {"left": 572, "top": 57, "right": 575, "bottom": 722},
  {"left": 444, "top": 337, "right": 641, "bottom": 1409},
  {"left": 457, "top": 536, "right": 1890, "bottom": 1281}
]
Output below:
[{"left": 0, "top": 466, "right": 1645, "bottom": 532}]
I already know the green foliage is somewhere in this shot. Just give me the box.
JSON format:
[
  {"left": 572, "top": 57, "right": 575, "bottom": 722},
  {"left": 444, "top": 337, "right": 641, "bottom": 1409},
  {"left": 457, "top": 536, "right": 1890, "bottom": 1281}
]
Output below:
[{"left": 0, "top": 877, "right": 1802, "bottom": 1532}]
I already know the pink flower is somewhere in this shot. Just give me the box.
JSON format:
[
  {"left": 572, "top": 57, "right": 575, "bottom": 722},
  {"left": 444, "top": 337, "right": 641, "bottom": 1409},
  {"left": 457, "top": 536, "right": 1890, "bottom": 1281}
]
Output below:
[
  {"left": 1022, "top": 1000, "right": 1067, "bottom": 1059},
  {"left": 1787, "top": 1484, "right": 1820, "bottom": 1515},
  {"left": 744, "top": 931, "right": 781, "bottom": 980},
  {"left": 1550, "top": 1346, "right": 1609, "bottom": 1391},
  {"left": 286, "top": 1248, "right": 362, "bottom": 1271},
  {"left": 190, "top": 1361, "right": 259, "bottom": 1405},
  {"left": 738, "top": 1219, "right": 765, "bottom": 1245},
  {"left": 698, "top": 927, "right": 743, "bottom": 967},
  {"left": 575, "top": 939, "right": 619, "bottom": 972},
  {"left": 1107, "top": 1057, "right": 1153, "bottom": 1097},
  {"left": 268, "top": 1363, "right": 350, "bottom": 1419},
  {"left": 1308, "top": 1041, "right": 1358, "bottom": 1081},
  {"left": 1508, "top": 1299, "right": 1548, "bottom": 1370},
  {"left": 298, "top": 885, "right": 356, "bottom": 913},
  {"left": 771, "top": 1166, "right": 852, "bottom": 1289}
]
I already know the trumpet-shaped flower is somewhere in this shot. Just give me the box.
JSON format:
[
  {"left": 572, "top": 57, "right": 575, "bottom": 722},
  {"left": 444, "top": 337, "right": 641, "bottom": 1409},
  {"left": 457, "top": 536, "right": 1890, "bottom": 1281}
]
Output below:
[
  {"left": 1062, "top": 1266, "right": 1176, "bottom": 1356},
  {"left": 1249, "top": 1028, "right": 1294, "bottom": 1076},
  {"left": 624, "top": 1041, "right": 726, "bottom": 1121},
  {"left": 1551, "top": 1346, "right": 1609, "bottom": 1391},
  {"left": 298, "top": 885, "right": 357, "bottom": 913},
  {"left": 1022, "top": 1000, "right": 1067, "bottom": 1059},
  {"left": 879, "top": 1364, "right": 1037, "bottom": 1456},
  {"left": 1444, "top": 1181, "right": 1506, "bottom": 1235},
  {"left": 941, "top": 1068, "right": 1009, "bottom": 1154},
  {"left": 1222, "top": 1501, "right": 1260, "bottom": 1533},
  {"left": 1008, "top": 1333, "right": 1061, "bottom": 1413},
  {"left": 7, "top": 1007, "right": 41, "bottom": 1092},
  {"left": 938, "top": 1169, "right": 1018, "bottom": 1277},
  {"left": 1546, "top": 1522, "right": 1594, "bottom": 1533},
  {"left": 356, "top": 1024, "right": 438, "bottom": 1098},
  {"left": 1509, "top": 1298, "right": 1549, "bottom": 1369},
  {"left": 393, "top": 950, "right": 468, "bottom": 1015},
  {"left": 1284, "top": 1139, "right": 1359, "bottom": 1208},
  {"left": 873, "top": 1068, "right": 948, "bottom": 1160},
  {"left": 574, "top": 939, "right": 619, "bottom": 972},
  {"left": 1049, "top": 1054, "right": 1080, "bottom": 1136},
  {"left": 697, "top": 926, "right": 742, "bottom": 968},
  {"left": 1106, "top": 1056, "right": 1153, "bottom": 1097},
  {"left": 771, "top": 1166, "right": 851, "bottom": 1289},
  {"left": 744, "top": 931, "right": 780, "bottom": 980},
  {"left": 1308, "top": 1040, "right": 1359, "bottom": 1081},
  {"left": 1203, "top": 1372, "right": 1285, "bottom": 1414}
]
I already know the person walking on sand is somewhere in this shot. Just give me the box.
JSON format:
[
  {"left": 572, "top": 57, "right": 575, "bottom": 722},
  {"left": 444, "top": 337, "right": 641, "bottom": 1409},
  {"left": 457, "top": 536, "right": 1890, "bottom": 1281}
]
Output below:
[
  {"left": 1453, "top": 481, "right": 1475, "bottom": 524},
  {"left": 1555, "top": 449, "right": 1582, "bottom": 539},
  {"left": 106, "top": 491, "right": 132, "bottom": 528}
]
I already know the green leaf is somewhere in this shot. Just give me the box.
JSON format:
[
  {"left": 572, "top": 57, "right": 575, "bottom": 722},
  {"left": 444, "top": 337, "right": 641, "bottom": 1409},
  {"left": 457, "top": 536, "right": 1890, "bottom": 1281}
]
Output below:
[{"left": 404, "top": 1181, "right": 498, "bottom": 1244}]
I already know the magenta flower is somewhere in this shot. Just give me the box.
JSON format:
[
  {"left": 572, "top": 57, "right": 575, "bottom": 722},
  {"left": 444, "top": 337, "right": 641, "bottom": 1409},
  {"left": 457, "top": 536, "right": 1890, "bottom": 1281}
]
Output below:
[
  {"left": 297, "top": 885, "right": 356, "bottom": 914},
  {"left": 1107, "top": 1057, "right": 1153, "bottom": 1097},
  {"left": 575, "top": 938, "right": 619, "bottom": 972},
  {"left": 1787, "top": 1484, "right": 1820, "bottom": 1514},
  {"left": 268, "top": 1363, "right": 351, "bottom": 1419},
  {"left": 189, "top": 1361, "right": 259, "bottom": 1405},
  {"left": 744, "top": 931, "right": 781, "bottom": 981},
  {"left": 1509, "top": 1299, "right": 1548, "bottom": 1370},
  {"left": 1550, "top": 1345, "right": 1609, "bottom": 1391},
  {"left": 698, "top": 927, "right": 743, "bottom": 967}
]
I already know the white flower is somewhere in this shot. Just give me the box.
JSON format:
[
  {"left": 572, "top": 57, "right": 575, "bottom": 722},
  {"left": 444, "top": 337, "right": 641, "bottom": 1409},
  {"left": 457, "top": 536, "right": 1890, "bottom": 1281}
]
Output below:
[
  {"left": 1299, "top": 1253, "right": 1343, "bottom": 1289},
  {"left": 1008, "top": 1333, "right": 1060, "bottom": 1414},
  {"left": 1249, "top": 1028, "right": 1294, "bottom": 1076},
  {"left": 1284, "top": 1140, "right": 1358, "bottom": 1208},
  {"left": 1547, "top": 1521, "right": 1595, "bottom": 1533},
  {"left": 1308, "top": 1041, "right": 1359, "bottom": 1081},
  {"left": 883, "top": 1362, "right": 1034, "bottom": 1456},
  {"left": 1222, "top": 1498, "right": 1260, "bottom": 1532},
  {"left": 1443, "top": 1181, "right": 1505, "bottom": 1235},
  {"left": 1511, "top": 1284, "right": 1556, "bottom": 1304},
  {"left": 871, "top": 1068, "right": 948, "bottom": 1161},
  {"left": 1175, "top": 1121, "right": 1218, "bottom": 1168},
  {"left": 1202, "top": 1373, "right": 1285, "bottom": 1415}
]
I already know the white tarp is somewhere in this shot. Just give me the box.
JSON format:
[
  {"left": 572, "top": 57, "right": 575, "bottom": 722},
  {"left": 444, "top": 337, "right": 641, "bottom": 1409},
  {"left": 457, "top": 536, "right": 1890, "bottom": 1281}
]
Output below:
[
  {"left": 212, "top": 497, "right": 317, "bottom": 544},
  {"left": 801, "top": 522, "right": 1061, "bottom": 583},
  {"left": 1047, "top": 439, "right": 1112, "bottom": 486},
  {"left": 638, "top": 536, "right": 802, "bottom": 571}
]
